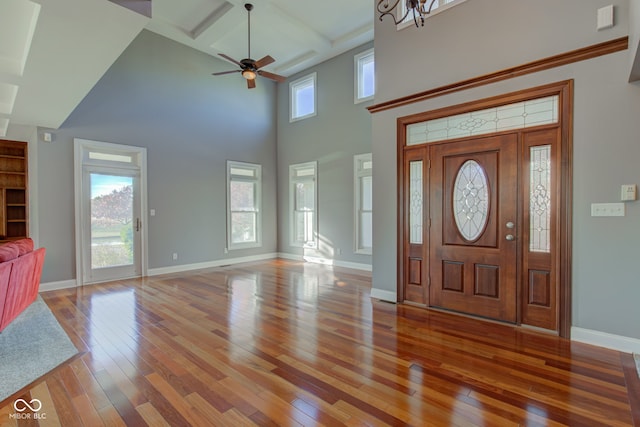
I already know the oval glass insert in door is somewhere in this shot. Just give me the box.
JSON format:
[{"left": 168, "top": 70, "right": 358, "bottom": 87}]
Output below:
[{"left": 453, "top": 160, "right": 490, "bottom": 241}]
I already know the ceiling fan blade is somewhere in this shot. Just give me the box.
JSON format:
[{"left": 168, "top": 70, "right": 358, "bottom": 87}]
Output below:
[
  {"left": 219, "top": 53, "right": 243, "bottom": 67},
  {"left": 258, "top": 70, "right": 286, "bottom": 83},
  {"left": 254, "top": 55, "right": 275, "bottom": 69},
  {"left": 212, "top": 70, "right": 241, "bottom": 76},
  {"left": 247, "top": 79, "right": 256, "bottom": 89}
]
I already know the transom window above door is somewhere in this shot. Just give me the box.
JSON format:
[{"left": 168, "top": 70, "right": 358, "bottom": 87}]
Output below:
[
  {"left": 406, "top": 95, "right": 559, "bottom": 145},
  {"left": 398, "top": 0, "right": 469, "bottom": 29}
]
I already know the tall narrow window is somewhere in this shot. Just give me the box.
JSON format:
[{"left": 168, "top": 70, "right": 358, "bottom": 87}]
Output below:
[
  {"left": 227, "top": 161, "right": 262, "bottom": 250},
  {"left": 409, "top": 160, "right": 423, "bottom": 244},
  {"left": 354, "top": 49, "right": 375, "bottom": 103},
  {"left": 290, "top": 72, "right": 317, "bottom": 122},
  {"left": 354, "top": 153, "right": 373, "bottom": 254},
  {"left": 290, "top": 161, "right": 317, "bottom": 248},
  {"left": 529, "top": 145, "right": 551, "bottom": 253}
]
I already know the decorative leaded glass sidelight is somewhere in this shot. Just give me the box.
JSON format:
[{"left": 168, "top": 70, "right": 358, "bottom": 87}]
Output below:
[
  {"left": 409, "top": 161, "right": 423, "bottom": 244},
  {"left": 530, "top": 145, "right": 551, "bottom": 253},
  {"left": 453, "top": 160, "right": 490, "bottom": 241}
]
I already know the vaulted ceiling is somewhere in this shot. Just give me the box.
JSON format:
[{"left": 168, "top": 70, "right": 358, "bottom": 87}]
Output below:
[{"left": 0, "top": 0, "right": 373, "bottom": 137}]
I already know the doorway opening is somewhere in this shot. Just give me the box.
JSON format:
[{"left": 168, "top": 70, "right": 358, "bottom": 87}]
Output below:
[{"left": 74, "top": 139, "right": 147, "bottom": 285}]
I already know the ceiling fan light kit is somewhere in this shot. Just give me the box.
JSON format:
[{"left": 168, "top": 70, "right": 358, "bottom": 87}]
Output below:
[
  {"left": 377, "top": 0, "right": 437, "bottom": 27},
  {"left": 242, "top": 69, "right": 257, "bottom": 80},
  {"left": 212, "top": 3, "right": 286, "bottom": 89}
]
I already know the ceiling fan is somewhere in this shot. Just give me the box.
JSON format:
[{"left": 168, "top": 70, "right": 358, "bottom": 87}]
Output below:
[{"left": 213, "top": 3, "right": 286, "bottom": 89}]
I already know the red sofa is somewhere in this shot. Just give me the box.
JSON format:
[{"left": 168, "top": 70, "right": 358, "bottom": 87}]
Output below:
[{"left": 0, "top": 238, "right": 46, "bottom": 332}]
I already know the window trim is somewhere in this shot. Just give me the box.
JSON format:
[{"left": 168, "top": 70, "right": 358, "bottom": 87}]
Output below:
[
  {"left": 354, "top": 48, "right": 375, "bottom": 104},
  {"left": 226, "top": 160, "right": 262, "bottom": 251},
  {"left": 354, "top": 153, "right": 373, "bottom": 255},
  {"left": 289, "top": 72, "right": 317, "bottom": 122},
  {"left": 289, "top": 161, "right": 318, "bottom": 248}
]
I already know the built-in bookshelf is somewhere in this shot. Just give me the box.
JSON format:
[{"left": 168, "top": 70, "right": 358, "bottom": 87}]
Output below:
[{"left": 0, "top": 140, "right": 28, "bottom": 241}]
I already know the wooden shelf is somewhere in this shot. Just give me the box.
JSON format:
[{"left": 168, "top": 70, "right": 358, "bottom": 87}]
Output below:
[{"left": 0, "top": 140, "right": 28, "bottom": 241}]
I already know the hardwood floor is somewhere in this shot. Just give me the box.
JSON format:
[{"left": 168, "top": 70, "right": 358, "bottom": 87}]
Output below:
[{"left": 1, "top": 259, "right": 638, "bottom": 426}]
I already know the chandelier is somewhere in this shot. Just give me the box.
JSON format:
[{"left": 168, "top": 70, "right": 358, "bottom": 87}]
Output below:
[{"left": 377, "top": 0, "right": 437, "bottom": 27}]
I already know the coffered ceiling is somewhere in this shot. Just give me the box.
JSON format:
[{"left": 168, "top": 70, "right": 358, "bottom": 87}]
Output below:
[
  {"left": 0, "top": 0, "right": 373, "bottom": 137},
  {"left": 148, "top": 0, "right": 373, "bottom": 76}
]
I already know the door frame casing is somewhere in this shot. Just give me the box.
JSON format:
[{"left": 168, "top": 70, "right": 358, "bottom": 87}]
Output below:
[
  {"left": 74, "top": 138, "right": 148, "bottom": 286},
  {"left": 396, "top": 80, "right": 573, "bottom": 337}
]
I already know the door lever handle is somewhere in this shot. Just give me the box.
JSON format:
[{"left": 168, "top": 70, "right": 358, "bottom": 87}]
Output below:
[{"left": 136, "top": 218, "right": 141, "bottom": 232}]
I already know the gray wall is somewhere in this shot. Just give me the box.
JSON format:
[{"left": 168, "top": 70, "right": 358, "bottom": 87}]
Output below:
[
  {"left": 36, "top": 30, "right": 278, "bottom": 283},
  {"left": 372, "top": 0, "right": 640, "bottom": 340},
  {"left": 276, "top": 42, "right": 373, "bottom": 266}
]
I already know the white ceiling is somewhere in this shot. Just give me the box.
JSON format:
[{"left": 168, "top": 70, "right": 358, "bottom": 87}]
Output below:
[{"left": 0, "top": 0, "right": 373, "bottom": 137}]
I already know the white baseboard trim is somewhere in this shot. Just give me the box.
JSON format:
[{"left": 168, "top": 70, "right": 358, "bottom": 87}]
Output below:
[
  {"left": 39, "top": 279, "right": 78, "bottom": 292},
  {"left": 571, "top": 327, "right": 640, "bottom": 354},
  {"left": 300, "top": 255, "right": 373, "bottom": 271},
  {"left": 334, "top": 260, "right": 372, "bottom": 272},
  {"left": 276, "top": 253, "right": 372, "bottom": 272},
  {"left": 277, "top": 252, "right": 303, "bottom": 261},
  {"left": 38, "top": 253, "right": 371, "bottom": 291},
  {"left": 370, "top": 288, "right": 397, "bottom": 302},
  {"left": 148, "top": 253, "right": 279, "bottom": 276}
]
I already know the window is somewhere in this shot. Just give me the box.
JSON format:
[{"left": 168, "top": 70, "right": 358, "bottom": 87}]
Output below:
[
  {"left": 399, "top": 0, "right": 467, "bottom": 28},
  {"left": 290, "top": 72, "right": 317, "bottom": 122},
  {"left": 355, "top": 49, "right": 375, "bottom": 103},
  {"left": 354, "top": 154, "right": 373, "bottom": 254},
  {"left": 227, "top": 161, "right": 261, "bottom": 250},
  {"left": 290, "top": 161, "right": 317, "bottom": 248}
]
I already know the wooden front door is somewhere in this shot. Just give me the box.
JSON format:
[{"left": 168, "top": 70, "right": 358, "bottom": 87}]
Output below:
[
  {"left": 398, "top": 82, "right": 572, "bottom": 335},
  {"left": 429, "top": 134, "right": 518, "bottom": 322}
]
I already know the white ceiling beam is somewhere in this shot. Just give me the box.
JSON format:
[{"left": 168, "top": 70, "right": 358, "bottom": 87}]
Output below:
[
  {"left": 274, "top": 51, "right": 318, "bottom": 74},
  {"left": 331, "top": 22, "right": 374, "bottom": 48},
  {"left": 190, "top": 2, "right": 234, "bottom": 40},
  {"left": 0, "top": 118, "right": 9, "bottom": 137},
  {"left": 0, "top": 0, "right": 41, "bottom": 77}
]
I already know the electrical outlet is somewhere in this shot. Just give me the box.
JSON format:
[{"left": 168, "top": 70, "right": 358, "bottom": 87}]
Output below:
[
  {"left": 591, "top": 203, "right": 625, "bottom": 217},
  {"left": 172, "top": 252, "right": 178, "bottom": 260}
]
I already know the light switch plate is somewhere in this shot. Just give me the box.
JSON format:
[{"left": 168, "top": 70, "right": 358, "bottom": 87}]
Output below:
[{"left": 591, "top": 202, "right": 625, "bottom": 217}]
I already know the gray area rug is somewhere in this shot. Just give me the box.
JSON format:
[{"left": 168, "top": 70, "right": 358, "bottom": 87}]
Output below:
[{"left": 0, "top": 296, "right": 78, "bottom": 402}]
